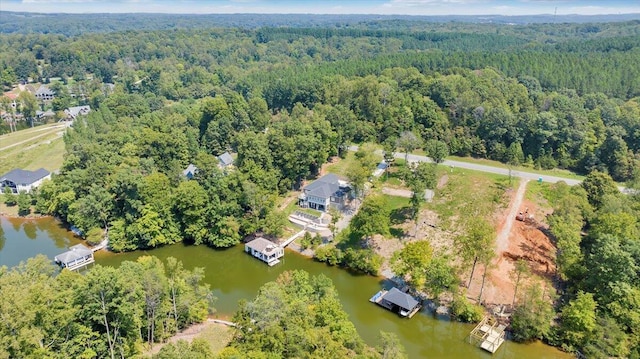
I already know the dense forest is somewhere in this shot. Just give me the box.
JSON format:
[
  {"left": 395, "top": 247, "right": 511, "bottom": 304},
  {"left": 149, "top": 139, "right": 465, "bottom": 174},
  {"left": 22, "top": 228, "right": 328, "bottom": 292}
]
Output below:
[
  {"left": 1, "top": 12, "right": 640, "bottom": 358},
  {"left": 0, "top": 255, "right": 215, "bottom": 358}
]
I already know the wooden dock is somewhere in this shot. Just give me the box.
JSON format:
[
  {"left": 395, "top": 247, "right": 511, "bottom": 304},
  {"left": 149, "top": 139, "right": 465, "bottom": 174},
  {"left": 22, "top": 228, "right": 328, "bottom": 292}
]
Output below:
[
  {"left": 91, "top": 239, "right": 109, "bottom": 252},
  {"left": 469, "top": 316, "right": 506, "bottom": 354}
]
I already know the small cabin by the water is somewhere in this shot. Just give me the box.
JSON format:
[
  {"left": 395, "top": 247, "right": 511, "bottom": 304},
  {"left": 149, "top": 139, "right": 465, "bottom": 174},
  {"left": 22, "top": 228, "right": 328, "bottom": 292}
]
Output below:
[
  {"left": 370, "top": 287, "right": 422, "bottom": 318},
  {"left": 244, "top": 237, "right": 284, "bottom": 266},
  {"left": 54, "top": 244, "right": 94, "bottom": 271}
]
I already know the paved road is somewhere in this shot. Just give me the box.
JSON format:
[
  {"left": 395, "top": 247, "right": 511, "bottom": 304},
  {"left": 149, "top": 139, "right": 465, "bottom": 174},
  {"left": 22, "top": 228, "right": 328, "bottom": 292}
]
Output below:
[{"left": 349, "top": 145, "right": 629, "bottom": 192}]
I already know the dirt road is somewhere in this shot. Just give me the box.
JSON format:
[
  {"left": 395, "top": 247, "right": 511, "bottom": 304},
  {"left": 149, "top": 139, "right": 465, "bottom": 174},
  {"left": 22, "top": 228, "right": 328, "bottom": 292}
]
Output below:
[{"left": 496, "top": 179, "right": 528, "bottom": 253}]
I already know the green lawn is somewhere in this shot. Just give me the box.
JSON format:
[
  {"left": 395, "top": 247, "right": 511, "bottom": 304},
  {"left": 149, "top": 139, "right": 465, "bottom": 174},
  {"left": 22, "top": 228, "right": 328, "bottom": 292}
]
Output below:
[
  {"left": 0, "top": 136, "right": 66, "bottom": 175},
  {"left": 445, "top": 155, "right": 586, "bottom": 181},
  {"left": 427, "top": 166, "right": 514, "bottom": 230},
  {"left": 0, "top": 122, "right": 64, "bottom": 149}
]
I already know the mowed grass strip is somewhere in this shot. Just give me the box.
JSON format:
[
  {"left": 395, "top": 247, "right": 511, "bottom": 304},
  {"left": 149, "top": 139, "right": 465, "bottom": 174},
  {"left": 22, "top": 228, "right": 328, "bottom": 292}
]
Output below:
[
  {"left": 0, "top": 135, "right": 65, "bottom": 174},
  {"left": 0, "top": 123, "right": 66, "bottom": 149}
]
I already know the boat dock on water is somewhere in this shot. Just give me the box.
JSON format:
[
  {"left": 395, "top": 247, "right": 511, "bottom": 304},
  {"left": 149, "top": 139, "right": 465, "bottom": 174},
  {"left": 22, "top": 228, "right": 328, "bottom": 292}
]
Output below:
[
  {"left": 369, "top": 287, "right": 422, "bottom": 318},
  {"left": 468, "top": 316, "right": 506, "bottom": 354}
]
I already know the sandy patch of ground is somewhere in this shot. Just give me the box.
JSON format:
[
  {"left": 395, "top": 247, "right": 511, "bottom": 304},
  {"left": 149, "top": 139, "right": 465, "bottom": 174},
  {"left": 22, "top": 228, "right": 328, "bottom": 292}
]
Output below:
[
  {"left": 465, "top": 179, "right": 557, "bottom": 307},
  {"left": 381, "top": 187, "right": 413, "bottom": 198}
]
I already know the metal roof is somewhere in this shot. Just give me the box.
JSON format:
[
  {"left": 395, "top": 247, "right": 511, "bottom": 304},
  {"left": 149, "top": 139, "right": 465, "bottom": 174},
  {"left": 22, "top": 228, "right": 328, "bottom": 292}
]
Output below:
[
  {"left": 54, "top": 244, "right": 93, "bottom": 264},
  {"left": 303, "top": 173, "right": 341, "bottom": 199},
  {"left": 382, "top": 287, "right": 420, "bottom": 310},
  {"left": 218, "top": 152, "right": 234, "bottom": 166},
  {"left": 0, "top": 168, "right": 50, "bottom": 185},
  {"left": 245, "top": 237, "right": 279, "bottom": 254}
]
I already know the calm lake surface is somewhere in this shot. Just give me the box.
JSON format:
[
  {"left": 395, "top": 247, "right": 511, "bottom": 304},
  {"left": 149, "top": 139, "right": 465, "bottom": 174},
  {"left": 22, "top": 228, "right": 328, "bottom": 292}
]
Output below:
[{"left": 1, "top": 216, "right": 570, "bottom": 359}]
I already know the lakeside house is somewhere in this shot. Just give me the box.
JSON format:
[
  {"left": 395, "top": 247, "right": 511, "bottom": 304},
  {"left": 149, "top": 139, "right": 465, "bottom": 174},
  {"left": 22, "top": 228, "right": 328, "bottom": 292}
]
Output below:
[
  {"left": 54, "top": 244, "right": 95, "bottom": 271},
  {"left": 370, "top": 287, "right": 422, "bottom": 318},
  {"left": 244, "top": 237, "right": 284, "bottom": 266},
  {"left": 298, "top": 173, "right": 350, "bottom": 212},
  {"left": 0, "top": 168, "right": 51, "bottom": 193}
]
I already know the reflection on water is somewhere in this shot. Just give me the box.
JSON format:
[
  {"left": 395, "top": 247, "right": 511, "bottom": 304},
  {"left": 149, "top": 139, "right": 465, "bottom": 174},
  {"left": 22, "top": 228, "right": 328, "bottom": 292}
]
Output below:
[
  {"left": 0, "top": 216, "right": 83, "bottom": 268},
  {"left": 2, "top": 216, "right": 570, "bottom": 359}
]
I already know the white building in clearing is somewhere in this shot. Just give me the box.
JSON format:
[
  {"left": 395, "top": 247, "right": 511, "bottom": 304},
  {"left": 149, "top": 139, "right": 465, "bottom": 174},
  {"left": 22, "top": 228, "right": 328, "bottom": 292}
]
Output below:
[
  {"left": 244, "top": 237, "right": 284, "bottom": 266},
  {"left": 0, "top": 168, "right": 51, "bottom": 193}
]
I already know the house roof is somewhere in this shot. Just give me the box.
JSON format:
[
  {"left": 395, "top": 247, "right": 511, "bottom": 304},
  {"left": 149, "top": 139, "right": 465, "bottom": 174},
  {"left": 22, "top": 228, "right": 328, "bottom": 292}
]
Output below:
[
  {"left": 218, "top": 152, "right": 234, "bottom": 166},
  {"left": 65, "top": 105, "right": 90, "bottom": 117},
  {"left": 304, "top": 173, "right": 341, "bottom": 199},
  {"left": 35, "top": 86, "right": 54, "bottom": 96},
  {"left": 182, "top": 164, "right": 198, "bottom": 177},
  {"left": 246, "top": 237, "right": 279, "bottom": 254},
  {"left": 0, "top": 168, "right": 50, "bottom": 185},
  {"left": 382, "top": 287, "right": 420, "bottom": 310},
  {"left": 54, "top": 244, "right": 92, "bottom": 264}
]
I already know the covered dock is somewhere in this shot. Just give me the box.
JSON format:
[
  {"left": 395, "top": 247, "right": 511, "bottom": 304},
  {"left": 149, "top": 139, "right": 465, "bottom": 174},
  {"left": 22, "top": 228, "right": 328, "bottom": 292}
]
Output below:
[
  {"left": 244, "top": 237, "right": 284, "bottom": 266},
  {"left": 370, "top": 287, "right": 422, "bottom": 318},
  {"left": 54, "top": 244, "right": 95, "bottom": 271},
  {"left": 469, "top": 316, "right": 506, "bottom": 354}
]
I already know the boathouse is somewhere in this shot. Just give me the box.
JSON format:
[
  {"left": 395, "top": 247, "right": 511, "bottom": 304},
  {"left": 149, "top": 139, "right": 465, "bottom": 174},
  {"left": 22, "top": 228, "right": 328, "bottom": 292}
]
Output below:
[
  {"left": 244, "top": 237, "right": 284, "bottom": 266},
  {"left": 370, "top": 287, "right": 422, "bottom": 318},
  {"left": 54, "top": 244, "right": 95, "bottom": 271}
]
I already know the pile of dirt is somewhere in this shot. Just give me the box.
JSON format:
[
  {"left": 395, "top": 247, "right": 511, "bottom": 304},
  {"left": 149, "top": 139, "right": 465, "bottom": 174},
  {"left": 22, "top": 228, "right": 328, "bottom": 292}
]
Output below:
[{"left": 466, "top": 191, "right": 558, "bottom": 306}]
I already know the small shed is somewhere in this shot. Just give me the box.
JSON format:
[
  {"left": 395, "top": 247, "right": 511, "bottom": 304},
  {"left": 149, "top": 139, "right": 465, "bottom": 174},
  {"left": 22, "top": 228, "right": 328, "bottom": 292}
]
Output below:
[
  {"left": 54, "top": 244, "right": 94, "bottom": 271},
  {"left": 182, "top": 164, "right": 198, "bottom": 179},
  {"left": 370, "top": 287, "right": 422, "bottom": 318},
  {"left": 218, "top": 152, "right": 234, "bottom": 168},
  {"left": 244, "top": 237, "right": 284, "bottom": 266}
]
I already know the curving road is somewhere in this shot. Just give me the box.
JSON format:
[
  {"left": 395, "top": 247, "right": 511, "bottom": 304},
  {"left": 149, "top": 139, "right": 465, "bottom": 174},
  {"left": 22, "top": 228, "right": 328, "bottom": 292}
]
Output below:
[{"left": 349, "top": 145, "right": 629, "bottom": 192}]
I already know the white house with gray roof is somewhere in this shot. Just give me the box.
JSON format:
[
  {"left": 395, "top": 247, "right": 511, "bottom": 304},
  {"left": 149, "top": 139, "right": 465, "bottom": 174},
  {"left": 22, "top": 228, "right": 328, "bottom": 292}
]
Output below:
[
  {"left": 298, "top": 173, "right": 350, "bottom": 212},
  {"left": 244, "top": 237, "right": 284, "bottom": 266},
  {"left": 64, "top": 105, "right": 90, "bottom": 120},
  {"left": 54, "top": 244, "right": 94, "bottom": 271},
  {"left": 0, "top": 168, "right": 51, "bottom": 193},
  {"left": 34, "top": 85, "right": 55, "bottom": 101}
]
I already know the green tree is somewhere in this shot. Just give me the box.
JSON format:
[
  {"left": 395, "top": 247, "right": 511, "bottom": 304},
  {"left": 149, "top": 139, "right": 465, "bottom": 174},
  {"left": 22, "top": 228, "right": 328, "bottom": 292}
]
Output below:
[
  {"left": 3, "top": 186, "right": 16, "bottom": 206},
  {"left": 424, "top": 139, "right": 449, "bottom": 164},
  {"left": 396, "top": 131, "right": 422, "bottom": 163},
  {"left": 581, "top": 171, "right": 619, "bottom": 209},
  {"left": 453, "top": 218, "right": 495, "bottom": 288},
  {"left": 390, "top": 241, "right": 433, "bottom": 288},
  {"left": 376, "top": 331, "right": 407, "bottom": 359},
  {"left": 230, "top": 270, "right": 381, "bottom": 358},
  {"left": 16, "top": 190, "right": 31, "bottom": 216},
  {"left": 351, "top": 195, "right": 390, "bottom": 245},
  {"left": 510, "top": 283, "right": 555, "bottom": 342},
  {"left": 560, "top": 291, "right": 598, "bottom": 350},
  {"left": 510, "top": 259, "right": 530, "bottom": 306}
]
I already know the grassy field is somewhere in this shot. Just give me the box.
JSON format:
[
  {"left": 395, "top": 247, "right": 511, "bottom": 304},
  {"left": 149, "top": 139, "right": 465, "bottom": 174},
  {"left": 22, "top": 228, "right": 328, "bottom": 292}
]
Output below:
[
  {"left": 197, "top": 323, "right": 234, "bottom": 355},
  {"left": 324, "top": 152, "right": 357, "bottom": 177},
  {"left": 0, "top": 123, "right": 65, "bottom": 148},
  {"left": 427, "top": 165, "right": 514, "bottom": 230},
  {"left": 0, "top": 123, "right": 67, "bottom": 174},
  {"left": 444, "top": 155, "right": 586, "bottom": 181}
]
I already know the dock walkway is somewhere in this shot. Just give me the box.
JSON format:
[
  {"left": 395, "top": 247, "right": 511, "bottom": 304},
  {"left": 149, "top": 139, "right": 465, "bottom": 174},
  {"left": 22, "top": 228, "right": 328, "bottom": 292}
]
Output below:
[{"left": 469, "top": 316, "right": 506, "bottom": 354}]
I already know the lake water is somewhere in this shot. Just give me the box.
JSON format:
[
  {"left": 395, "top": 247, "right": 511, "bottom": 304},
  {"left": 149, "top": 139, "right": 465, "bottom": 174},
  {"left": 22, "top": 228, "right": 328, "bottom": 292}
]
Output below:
[{"left": 0, "top": 216, "right": 570, "bottom": 359}]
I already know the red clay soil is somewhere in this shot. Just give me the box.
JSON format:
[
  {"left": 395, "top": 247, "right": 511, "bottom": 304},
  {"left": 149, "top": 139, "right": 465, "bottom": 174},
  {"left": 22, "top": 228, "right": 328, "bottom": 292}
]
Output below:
[{"left": 465, "top": 184, "right": 557, "bottom": 307}]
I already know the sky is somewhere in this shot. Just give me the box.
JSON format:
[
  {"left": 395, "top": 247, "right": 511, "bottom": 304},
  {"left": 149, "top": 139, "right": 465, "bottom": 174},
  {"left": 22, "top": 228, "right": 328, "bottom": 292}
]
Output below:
[{"left": 1, "top": 0, "right": 640, "bottom": 16}]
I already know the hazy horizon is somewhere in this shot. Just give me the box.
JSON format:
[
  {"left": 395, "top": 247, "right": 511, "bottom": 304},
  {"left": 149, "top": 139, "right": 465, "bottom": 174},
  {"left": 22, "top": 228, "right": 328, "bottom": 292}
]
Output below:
[{"left": 2, "top": 0, "right": 640, "bottom": 16}]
